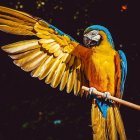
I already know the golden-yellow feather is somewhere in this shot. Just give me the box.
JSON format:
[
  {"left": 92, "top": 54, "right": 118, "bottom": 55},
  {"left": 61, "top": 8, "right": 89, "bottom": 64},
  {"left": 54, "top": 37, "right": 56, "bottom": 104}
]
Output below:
[
  {"left": 59, "top": 66, "right": 69, "bottom": 91},
  {"left": 107, "top": 106, "right": 118, "bottom": 140},
  {"left": 114, "top": 105, "right": 127, "bottom": 140}
]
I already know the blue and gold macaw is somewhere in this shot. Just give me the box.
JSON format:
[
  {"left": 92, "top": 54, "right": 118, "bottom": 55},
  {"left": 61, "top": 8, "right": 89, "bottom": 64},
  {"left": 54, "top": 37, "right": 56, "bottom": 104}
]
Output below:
[{"left": 0, "top": 6, "right": 127, "bottom": 140}]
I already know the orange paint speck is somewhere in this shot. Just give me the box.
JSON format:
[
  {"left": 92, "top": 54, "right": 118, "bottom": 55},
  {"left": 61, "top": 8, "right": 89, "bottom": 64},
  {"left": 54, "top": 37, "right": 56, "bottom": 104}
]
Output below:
[{"left": 121, "top": 5, "right": 128, "bottom": 12}]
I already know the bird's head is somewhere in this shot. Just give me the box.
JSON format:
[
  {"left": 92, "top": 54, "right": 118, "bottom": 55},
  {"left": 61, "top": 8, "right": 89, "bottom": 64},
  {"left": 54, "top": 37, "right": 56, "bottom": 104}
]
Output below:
[{"left": 83, "top": 25, "right": 114, "bottom": 48}]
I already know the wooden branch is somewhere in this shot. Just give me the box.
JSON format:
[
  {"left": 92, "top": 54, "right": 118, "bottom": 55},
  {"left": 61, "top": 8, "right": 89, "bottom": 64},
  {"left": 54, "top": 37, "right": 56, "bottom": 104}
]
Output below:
[{"left": 82, "top": 86, "right": 140, "bottom": 111}]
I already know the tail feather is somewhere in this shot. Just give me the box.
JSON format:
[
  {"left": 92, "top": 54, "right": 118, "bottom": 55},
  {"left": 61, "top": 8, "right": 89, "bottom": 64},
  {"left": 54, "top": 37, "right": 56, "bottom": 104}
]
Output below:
[
  {"left": 107, "top": 106, "right": 118, "bottom": 140},
  {"left": 91, "top": 100, "right": 107, "bottom": 140},
  {"left": 91, "top": 101, "right": 126, "bottom": 140},
  {"left": 114, "top": 105, "right": 127, "bottom": 140}
]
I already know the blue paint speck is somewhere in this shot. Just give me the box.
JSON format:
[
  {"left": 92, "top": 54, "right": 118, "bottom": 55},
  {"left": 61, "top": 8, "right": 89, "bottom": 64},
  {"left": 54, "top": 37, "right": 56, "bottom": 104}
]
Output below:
[{"left": 53, "top": 120, "right": 62, "bottom": 125}]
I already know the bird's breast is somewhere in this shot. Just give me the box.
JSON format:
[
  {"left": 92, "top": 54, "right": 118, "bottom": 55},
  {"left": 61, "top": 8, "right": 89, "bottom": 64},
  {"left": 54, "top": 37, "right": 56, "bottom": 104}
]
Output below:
[{"left": 84, "top": 47, "right": 116, "bottom": 95}]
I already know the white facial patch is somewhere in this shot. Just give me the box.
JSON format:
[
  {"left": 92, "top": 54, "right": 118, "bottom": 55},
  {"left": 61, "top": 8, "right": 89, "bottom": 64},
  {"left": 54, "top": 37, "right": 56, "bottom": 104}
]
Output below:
[
  {"left": 84, "top": 30, "right": 101, "bottom": 41},
  {"left": 91, "top": 34, "right": 101, "bottom": 41},
  {"left": 89, "top": 30, "right": 99, "bottom": 35}
]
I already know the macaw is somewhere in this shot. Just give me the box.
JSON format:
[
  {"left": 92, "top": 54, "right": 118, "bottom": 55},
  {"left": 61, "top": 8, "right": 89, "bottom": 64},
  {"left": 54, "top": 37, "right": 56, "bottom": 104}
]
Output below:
[{"left": 0, "top": 6, "right": 127, "bottom": 140}]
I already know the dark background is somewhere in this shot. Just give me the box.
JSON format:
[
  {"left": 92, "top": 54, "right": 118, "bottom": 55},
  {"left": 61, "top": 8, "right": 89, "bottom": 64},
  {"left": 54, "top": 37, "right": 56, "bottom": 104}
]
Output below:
[{"left": 0, "top": 0, "right": 140, "bottom": 140}]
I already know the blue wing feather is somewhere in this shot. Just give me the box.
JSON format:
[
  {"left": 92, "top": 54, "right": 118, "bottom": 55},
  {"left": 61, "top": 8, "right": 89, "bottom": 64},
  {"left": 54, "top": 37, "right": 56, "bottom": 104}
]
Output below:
[
  {"left": 118, "top": 50, "right": 127, "bottom": 96},
  {"left": 49, "top": 24, "right": 77, "bottom": 42}
]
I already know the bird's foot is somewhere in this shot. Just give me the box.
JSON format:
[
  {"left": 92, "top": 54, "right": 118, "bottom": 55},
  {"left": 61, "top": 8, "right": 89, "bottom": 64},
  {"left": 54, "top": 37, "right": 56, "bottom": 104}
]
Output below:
[
  {"left": 89, "top": 87, "right": 102, "bottom": 98},
  {"left": 102, "top": 92, "right": 111, "bottom": 101},
  {"left": 103, "top": 92, "right": 113, "bottom": 103},
  {"left": 88, "top": 87, "right": 97, "bottom": 95}
]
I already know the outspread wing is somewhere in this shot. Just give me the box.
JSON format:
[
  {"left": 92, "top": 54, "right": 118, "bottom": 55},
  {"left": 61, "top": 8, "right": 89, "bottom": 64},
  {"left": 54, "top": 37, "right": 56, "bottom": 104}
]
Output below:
[{"left": 0, "top": 6, "right": 89, "bottom": 96}]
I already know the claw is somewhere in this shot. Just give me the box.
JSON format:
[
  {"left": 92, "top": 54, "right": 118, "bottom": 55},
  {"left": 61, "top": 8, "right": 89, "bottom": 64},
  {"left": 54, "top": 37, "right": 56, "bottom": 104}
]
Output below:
[
  {"left": 103, "top": 92, "right": 114, "bottom": 103},
  {"left": 89, "top": 87, "right": 97, "bottom": 95},
  {"left": 103, "top": 92, "right": 111, "bottom": 101}
]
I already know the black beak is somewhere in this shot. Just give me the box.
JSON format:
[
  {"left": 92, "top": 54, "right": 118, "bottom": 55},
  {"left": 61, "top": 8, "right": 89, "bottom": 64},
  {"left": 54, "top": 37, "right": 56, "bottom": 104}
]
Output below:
[
  {"left": 83, "top": 36, "right": 98, "bottom": 48},
  {"left": 83, "top": 36, "right": 97, "bottom": 48}
]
